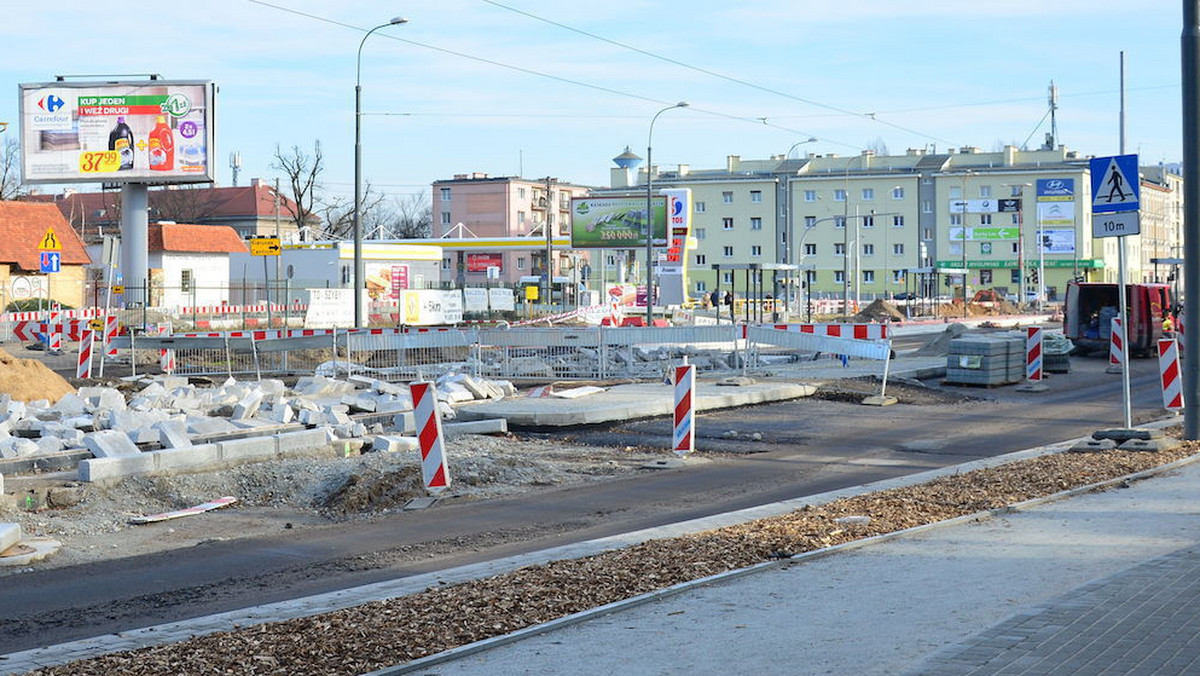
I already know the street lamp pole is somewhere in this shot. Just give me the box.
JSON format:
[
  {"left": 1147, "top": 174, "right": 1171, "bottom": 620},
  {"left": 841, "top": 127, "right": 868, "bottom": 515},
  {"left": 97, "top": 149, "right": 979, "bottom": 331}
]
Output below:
[
  {"left": 645, "top": 101, "right": 688, "bottom": 325},
  {"left": 782, "top": 137, "right": 817, "bottom": 315},
  {"left": 354, "top": 16, "right": 407, "bottom": 328}
]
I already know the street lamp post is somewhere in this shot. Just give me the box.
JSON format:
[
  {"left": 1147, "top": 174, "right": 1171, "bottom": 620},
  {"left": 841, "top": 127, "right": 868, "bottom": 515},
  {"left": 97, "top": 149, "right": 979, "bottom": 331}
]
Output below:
[
  {"left": 354, "top": 16, "right": 407, "bottom": 328},
  {"left": 645, "top": 101, "right": 688, "bottom": 325},
  {"left": 782, "top": 137, "right": 817, "bottom": 314}
]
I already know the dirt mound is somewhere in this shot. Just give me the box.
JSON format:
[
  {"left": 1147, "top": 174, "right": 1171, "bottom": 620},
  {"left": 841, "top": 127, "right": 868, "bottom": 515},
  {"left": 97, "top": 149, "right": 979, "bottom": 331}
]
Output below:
[
  {"left": 851, "top": 299, "right": 904, "bottom": 323},
  {"left": 316, "top": 466, "right": 426, "bottom": 517},
  {"left": 913, "top": 324, "right": 968, "bottom": 357},
  {"left": 0, "top": 347, "right": 75, "bottom": 403}
]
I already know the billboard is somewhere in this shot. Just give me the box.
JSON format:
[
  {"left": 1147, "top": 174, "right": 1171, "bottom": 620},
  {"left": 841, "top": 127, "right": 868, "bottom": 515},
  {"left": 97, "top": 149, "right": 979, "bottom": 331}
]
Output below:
[
  {"left": 466, "top": 252, "right": 504, "bottom": 272},
  {"left": 19, "top": 80, "right": 215, "bottom": 184},
  {"left": 570, "top": 196, "right": 667, "bottom": 248}
]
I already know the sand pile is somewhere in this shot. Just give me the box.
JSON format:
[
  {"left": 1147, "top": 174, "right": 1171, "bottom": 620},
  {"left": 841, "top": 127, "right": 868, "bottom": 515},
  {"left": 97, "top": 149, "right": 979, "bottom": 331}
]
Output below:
[
  {"left": 851, "top": 299, "right": 905, "bottom": 323},
  {"left": 0, "top": 347, "right": 75, "bottom": 403}
]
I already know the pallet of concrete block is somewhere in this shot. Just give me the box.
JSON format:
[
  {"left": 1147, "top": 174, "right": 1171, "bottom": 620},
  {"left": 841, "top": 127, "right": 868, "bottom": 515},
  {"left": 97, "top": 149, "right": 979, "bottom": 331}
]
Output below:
[{"left": 944, "top": 334, "right": 1025, "bottom": 386}]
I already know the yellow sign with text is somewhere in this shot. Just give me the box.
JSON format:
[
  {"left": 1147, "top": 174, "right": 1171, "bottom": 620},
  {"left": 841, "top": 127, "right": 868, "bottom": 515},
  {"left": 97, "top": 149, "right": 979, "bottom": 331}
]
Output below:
[{"left": 250, "top": 237, "right": 282, "bottom": 256}]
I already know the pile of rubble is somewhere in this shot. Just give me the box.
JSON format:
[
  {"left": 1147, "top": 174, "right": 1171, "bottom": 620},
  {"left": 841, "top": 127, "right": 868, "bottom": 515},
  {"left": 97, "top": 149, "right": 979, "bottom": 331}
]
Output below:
[
  {"left": 470, "top": 345, "right": 753, "bottom": 379},
  {"left": 0, "top": 371, "right": 518, "bottom": 471}
]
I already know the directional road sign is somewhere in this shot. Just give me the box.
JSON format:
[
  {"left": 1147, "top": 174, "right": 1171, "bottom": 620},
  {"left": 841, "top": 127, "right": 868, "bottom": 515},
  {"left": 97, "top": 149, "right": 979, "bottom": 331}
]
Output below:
[
  {"left": 1093, "top": 210, "right": 1141, "bottom": 238},
  {"left": 250, "top": 236, "right": 282, "bottom": 256},
  {"left": 39, "top": 251, "right": 60, "bottom": 273},
  {"left": 1090, "top": 154, "right": 1139, "bottom": 214}
]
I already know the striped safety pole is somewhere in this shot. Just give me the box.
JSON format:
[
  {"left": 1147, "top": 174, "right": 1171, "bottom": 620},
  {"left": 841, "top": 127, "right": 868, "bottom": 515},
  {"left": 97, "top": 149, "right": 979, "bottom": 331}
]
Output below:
[
  {"left": 103, "top": 314, "right": 119, "bottom": 358},
  {"left": 76, "top": 329, "right": 94, "bottom": 379},
  {"left": 410, "top": 381, "right": 451, "bottom": 494},
  {"left": 1106, "top": 316, "right": 1124, "bottom": 373},
  {"left": 1158, "top": 338, "right": 1184, "bottom": 412},
  {"left": 158, "top": 325, "right": 175, "bottom": 375},
  {"left": 48, "top": 305, "right": 62, "bottom": 353},
  {"left": 1025, "top": 326, "right": 1043, "bottom": 382},
  {"left": 672, "top": 358, "right": 696, "bottom": 457}
]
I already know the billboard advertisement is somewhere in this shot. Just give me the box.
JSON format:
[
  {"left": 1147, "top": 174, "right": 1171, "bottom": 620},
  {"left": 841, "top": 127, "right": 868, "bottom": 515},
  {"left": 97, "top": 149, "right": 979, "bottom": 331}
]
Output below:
[
  {"left": 570, "top": 196, "right": 667, "bottom": 248},
  {"left": 19, "top": 80, "right": 215, "bottom": 184},
  {"left": 466, "top": 252, "right": 504, "bottom": 272}
]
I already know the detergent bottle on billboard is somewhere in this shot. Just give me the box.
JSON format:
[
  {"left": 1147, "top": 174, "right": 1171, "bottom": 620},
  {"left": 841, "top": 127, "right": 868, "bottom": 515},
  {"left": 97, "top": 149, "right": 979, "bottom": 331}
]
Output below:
[
  {"left": 148, "top": 116, "right": 175, "bottom": 171},
  {"left": 108, "top": 116, "right": 135, "bottom": 170}
]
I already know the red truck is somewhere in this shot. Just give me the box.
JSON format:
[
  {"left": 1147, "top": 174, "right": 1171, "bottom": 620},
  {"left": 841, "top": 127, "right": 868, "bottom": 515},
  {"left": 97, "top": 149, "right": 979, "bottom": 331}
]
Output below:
[{"left": 1063, "top": 281, "right": 1174, "bottom": 357}]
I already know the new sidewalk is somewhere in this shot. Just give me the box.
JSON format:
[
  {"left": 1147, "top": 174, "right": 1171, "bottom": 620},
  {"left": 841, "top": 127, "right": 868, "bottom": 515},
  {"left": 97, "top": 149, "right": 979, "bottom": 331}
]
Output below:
[{"left": 396, "top": 449, "right": 1200, "bottom": 676}]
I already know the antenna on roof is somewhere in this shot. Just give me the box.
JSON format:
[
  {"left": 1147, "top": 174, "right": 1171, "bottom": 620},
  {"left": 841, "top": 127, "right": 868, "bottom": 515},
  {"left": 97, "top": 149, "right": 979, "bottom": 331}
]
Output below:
[
  {"left": 1045, "top": 81, "right": 1059, "bottom": 150},
  {"left": 229, "top": 152, "right": 242, "bottom": 187}
]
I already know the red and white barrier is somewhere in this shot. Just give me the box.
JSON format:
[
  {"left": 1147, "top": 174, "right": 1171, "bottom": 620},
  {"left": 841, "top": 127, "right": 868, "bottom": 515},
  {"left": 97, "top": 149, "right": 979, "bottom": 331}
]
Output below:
[
  {"left": 76, "top": 330, "right": 94, "bottom": 379},
  {"left": 11, "top": 320, "right": 87, "bottom": 342},
  {"left": 673, "top": 361, "right": 696, "bottom": 457},
  {"left": 103, "top": 315, "right": 119, "bottom": 358},
  {"left": 1108, "top": 316, "right": 1124, "bottom": 368},
  {"left": 158, "top": 325, "right": 175, "bottom": 375},
  {"left": 1025, "top": 327, "right": 1043, "bottom": 382},
  {"left": 410, "top": 381, "right": 451, "bottom": 493},
  {"left": 768, "top": 323, "right": 890, "bottom": 340},
  {"left": 1158, "top": 338, "right": 1184, "bottom": 411}
]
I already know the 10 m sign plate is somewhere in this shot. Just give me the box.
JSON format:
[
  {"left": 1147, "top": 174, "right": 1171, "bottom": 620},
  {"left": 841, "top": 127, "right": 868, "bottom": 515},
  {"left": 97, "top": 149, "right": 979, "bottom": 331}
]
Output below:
[{"left": 1093, "top": 210, "right": 1140, "bottom": 238}]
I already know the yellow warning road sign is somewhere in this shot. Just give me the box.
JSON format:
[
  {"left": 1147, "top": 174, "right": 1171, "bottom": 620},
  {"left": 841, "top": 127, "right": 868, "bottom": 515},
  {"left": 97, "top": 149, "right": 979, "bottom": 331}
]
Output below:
[
  {"left": 38, "top": 227, "right": 62, "bottom": 251},
  {"left": 250, "top": 237, "right": 282, "bottom": 256}
]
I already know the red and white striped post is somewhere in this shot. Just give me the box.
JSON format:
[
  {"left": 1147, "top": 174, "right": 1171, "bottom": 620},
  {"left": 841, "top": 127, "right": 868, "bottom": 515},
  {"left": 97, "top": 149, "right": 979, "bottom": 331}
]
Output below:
[
  {"left": 103, "top": 314, "right": 119, "bottom": 358},
  {"left": 48, "top": 305, "right": 62, "bottom": 353},
  {"left": 1106, "top": 316, "right": 1124, "bottom": 373},
  {"left": 76, "top": 329, "right": 94, "bottom": 379},
  {"left": 1158, "top": 338, "right": 1184, "bottom": 412},
  {"left": 158, "top": 324, "right": 175, "bottom": 375},
  {"left": 410, "top": 381, "right": 451, "bottom": 494},
  {"left": 672, "top": 358, "right": 696, "bottom": 457},
  {"left": 1025, "top": 326, "right": 1043, "bottom": 382}
]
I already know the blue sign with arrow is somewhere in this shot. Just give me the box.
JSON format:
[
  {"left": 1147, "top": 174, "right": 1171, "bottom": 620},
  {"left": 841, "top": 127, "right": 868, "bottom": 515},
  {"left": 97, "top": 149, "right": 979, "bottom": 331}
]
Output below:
[{"left": 39, "top": 251, "right": 60, "bottom": 274}]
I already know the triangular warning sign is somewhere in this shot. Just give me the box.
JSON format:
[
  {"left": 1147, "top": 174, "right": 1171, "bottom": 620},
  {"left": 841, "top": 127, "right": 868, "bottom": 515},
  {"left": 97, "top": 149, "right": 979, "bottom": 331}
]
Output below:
[
  {"left": 38, "top": 227, "right": 62, "bottom": 251},
  {"left": 1093, "top": 158, "right": 1137, "bottom": 209}
]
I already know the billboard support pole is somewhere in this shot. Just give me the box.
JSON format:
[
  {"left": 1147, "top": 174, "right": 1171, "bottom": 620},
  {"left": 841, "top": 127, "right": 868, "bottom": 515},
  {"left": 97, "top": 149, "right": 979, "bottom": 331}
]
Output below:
[{"left": 120, "top": 183, "right": 148, "bottom": 327}]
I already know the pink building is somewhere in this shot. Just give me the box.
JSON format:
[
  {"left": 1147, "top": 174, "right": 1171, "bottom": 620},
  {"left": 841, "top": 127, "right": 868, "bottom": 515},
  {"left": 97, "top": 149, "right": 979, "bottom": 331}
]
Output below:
[{"left": 431, "top": 173, "right": 592, "bottom": 286}]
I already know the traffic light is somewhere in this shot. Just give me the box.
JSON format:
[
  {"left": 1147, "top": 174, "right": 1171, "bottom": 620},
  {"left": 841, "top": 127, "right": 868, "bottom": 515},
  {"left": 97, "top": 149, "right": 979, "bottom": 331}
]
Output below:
[{"left": 1030, "top": 269, "right": 1039, "bottom": 284}]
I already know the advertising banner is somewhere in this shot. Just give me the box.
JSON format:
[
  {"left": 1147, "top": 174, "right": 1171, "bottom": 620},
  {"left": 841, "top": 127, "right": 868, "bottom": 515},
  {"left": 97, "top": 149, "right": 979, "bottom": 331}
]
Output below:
[
  {"left": 466, "top": 253, "right": 503, "bottom": 273},
  {"left": 949, "top": 198, "right": 999, "bottom": 214},
  {"left": 19, "top": 80, "right": 215, "bottom": 184},
  {"left": 1037, "top": 201, "right": 1075, "bottom": 227},
  {"left": 463, "top": 287, "right": 489, "bottom": 312},
  {"left": 570, "top": 196, "right": 667, "bottom": 248},
  {"left": 489, "top": 287, "right": 515, "bottom": 312},
  {"left": 1036, "top": 178, "right": 1075, "bottom": 201},
  {"left": 1038, "top": 228, "right": 1076, "bottom": 254},
  {"left": 401, "top": 289, "right": 463, "bottom": 325},
  {"left": 949, "top": 226, "right": 1019, "bottom": 241}
]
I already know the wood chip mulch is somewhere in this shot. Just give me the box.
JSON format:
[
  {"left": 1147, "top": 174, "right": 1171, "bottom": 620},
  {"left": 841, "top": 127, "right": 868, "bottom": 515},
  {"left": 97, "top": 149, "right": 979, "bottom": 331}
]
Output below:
[{"left": 22, "top": 443, "right": 1199, "bottom": 676}]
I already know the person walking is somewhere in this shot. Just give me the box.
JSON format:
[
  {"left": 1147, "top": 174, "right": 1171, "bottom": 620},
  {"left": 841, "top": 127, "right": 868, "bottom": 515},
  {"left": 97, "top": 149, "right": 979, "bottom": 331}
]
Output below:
[{"left": 724, "top": 290, "right": 735, "bottom": 322}]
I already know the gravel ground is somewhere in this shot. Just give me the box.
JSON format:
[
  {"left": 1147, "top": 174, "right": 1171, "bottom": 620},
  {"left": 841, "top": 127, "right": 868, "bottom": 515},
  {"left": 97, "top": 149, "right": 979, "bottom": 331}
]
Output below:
[{"left": 16, "top": 435, "right": 1198, "bottom": 676}]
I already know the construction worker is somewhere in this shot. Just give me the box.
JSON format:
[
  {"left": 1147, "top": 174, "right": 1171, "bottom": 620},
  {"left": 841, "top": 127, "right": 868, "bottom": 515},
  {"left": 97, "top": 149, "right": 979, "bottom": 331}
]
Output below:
[{"left": 1162, "top": 313, "right": 1175, "bottom": 337}]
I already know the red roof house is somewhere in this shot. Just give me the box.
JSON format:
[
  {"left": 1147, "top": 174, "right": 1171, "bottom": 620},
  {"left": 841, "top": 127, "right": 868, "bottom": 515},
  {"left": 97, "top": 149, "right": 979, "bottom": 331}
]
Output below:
[{"left": 0, "top": 201, "right": 91, "bottom": 309}]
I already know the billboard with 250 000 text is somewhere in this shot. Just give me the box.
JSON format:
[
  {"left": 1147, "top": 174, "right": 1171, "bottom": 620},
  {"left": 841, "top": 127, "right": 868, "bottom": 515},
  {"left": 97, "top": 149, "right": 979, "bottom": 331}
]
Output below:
[
  {"left": 19, "top": 80, "right": 215, "bottom": 184},
  {"left": 570, "top": 196, "right": 668, "bottom": 249}
]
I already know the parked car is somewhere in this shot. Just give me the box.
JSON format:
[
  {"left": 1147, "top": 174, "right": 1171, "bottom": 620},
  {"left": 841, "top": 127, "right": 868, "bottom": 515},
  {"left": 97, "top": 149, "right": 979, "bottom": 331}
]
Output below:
[{"left": 891, "top": 292, "right": 918, "bottom": 301}]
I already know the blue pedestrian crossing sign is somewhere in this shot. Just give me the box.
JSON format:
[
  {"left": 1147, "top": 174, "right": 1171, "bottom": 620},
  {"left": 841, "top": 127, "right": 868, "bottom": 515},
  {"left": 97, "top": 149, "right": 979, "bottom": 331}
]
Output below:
[
  {"left": 39, "top": 251, "right": 61, "bottom": 273},
  {"left": 1090, "top": 154, "right": 1139, "bottom": 213}
]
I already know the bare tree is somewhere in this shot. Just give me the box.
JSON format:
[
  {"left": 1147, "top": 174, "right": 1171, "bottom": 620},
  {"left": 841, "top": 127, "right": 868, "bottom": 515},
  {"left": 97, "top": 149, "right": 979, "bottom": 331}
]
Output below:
[
  {"left": 321, "top": 181, "right": 387, "bottom": 240},
  {"left": 865, "top": 137, "right": 889, "bottom": 156},
  {"left": 1, "top": 136, "right": 24, "bottom": 201},
  {"left": 151, "top": 184, "right": 220, "bottom": 223},
  {"left": 271, "top": 141, "right": 323, "bottom": 236},
  {"left": 390, "top": 192, "right": 432, "bottom": 239}
]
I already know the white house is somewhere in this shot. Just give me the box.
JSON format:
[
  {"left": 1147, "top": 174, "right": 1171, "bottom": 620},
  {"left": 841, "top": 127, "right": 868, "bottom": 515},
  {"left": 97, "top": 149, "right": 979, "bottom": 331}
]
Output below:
[{"left": 148, "top": 222, "right": 248, "bottom": 309}]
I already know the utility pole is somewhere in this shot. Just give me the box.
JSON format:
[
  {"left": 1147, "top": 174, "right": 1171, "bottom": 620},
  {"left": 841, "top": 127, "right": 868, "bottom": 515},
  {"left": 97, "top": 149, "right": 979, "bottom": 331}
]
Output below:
[{"left": 543, "top": 176, "right": 554, "bottom": 309}]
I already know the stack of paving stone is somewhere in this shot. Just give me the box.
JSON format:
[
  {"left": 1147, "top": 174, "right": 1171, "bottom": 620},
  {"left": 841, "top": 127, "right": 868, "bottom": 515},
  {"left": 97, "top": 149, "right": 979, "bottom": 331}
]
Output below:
[{"left": 944, "top": 334, "right": 1025, "bottom": 386}]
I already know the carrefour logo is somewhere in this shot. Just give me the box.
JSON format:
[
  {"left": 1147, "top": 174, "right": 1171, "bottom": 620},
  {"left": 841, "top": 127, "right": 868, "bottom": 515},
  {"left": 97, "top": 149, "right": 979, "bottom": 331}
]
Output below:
[{"left": 37, "top": 95, "right": 65, "bottom": 112}]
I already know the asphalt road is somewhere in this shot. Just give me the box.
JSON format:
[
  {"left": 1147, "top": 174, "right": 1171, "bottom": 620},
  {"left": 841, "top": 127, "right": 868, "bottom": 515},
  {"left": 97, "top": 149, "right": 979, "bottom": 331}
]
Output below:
[{"left": 0, "top": 353, "right": 1167, "bottom": 654}]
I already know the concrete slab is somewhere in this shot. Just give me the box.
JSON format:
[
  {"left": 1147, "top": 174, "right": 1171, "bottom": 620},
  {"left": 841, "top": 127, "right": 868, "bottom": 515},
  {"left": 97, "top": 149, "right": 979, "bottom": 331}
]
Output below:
[
  {"left": 275, "top": 429, "right": 332, "bottom": 454},
  {"left": 862, "top": 395, "right": 898, "bottom": 406},
  {"left": 218, "top": 437, "right": 278, "bottom": 463},
  {"left": 373, "top": 436, "right": 420, "bottom": 453},
  {"left": 78, "top": 454, "right": 156, "bottom": 482},
  {"left": 0, "top": 522, "right": 21, "bottom": 554},
  {"left": 151, "top": 444, "right": 221, "bottom": 472},
  {"left": 0, "top": 538, "right": 60, "bottom": 566},
  {"left": 82, "top": 429, "right": 141, "bottom": 458},
  {"left": 1095, "top": 427, "right": 1166, "bottom": 442},
  {"left": 456, "top": 381, "right": 815, "bottom": 427},
  {"left": 1119, "top": 437, "right": 1181, "bottom": 453},
  {"left": 156, "top": 421, "right": 193, "bottom": 449},
  {"left": 443, "top": 419, "right": 508, "bottom": 438},
  {"left": 403, "top": 497, "right": 438, "bottom": 511},
  {"left": 1070, "top": 438, "right": 1118, "bottom": 453}
]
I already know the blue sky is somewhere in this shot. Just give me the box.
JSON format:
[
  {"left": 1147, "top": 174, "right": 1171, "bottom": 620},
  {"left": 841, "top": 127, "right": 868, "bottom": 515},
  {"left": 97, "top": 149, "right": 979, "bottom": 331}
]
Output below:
[{"left": 0, "top": 1, "right": 1185, "bottom": 205}]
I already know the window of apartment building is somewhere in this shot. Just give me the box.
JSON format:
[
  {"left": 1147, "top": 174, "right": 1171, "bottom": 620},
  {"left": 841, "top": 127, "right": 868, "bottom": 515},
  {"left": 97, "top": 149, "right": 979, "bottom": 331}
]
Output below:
[
  {"left": 751, "top": 245, "right": 762, "bottom": 257},
  {"left": 606, "top": 254, "right": 617, "bottom": 266},
  {"left": 834, "top": 270, "right": 845, "bottom": 284},
  {"left": 804, "top": 190, "right": 817, "bottom": 202},
  {"left": 980, "top": 270, "right": 993, "bottom": 285},
  {"left": 804, "top": 216, "right": 817, "bottom": 229},
  {"left": 922, "top": 200, "right": 933, "bottom": 213},
  {"left": 696, "top": 281, "right": 707, "bottom": 293},
  {"left": 750, "top": 217, "right": 762, "bottom": 230},
  {"left": 442, "top": 257, "right": 451, "bottom": 270},
  {"left": 750, "top": 190, "right": 762, "bottom": 203},
  {"left": 695, "top": 227, "right": 706, "bottom": 240},
  {"left": 862, "top": 215, "right": 874, "bottom": 228},
  {"left": 923, "top": 227, "right": 933, "bottom": 240},
  {"left": 695, "top": 201, "right": 706, "bottom": 213},
  {"left": 892, "top": 270, "right": 905, "bottom": 283},
  {"left": 1011, "top": 242, "right": 1020, "bottom": 255},
  {"left": 722, "top": 217, "right": 734, "bottom": 230},
  {"left": 861, "top": 188, "right": 874, "bottom": 201},
  {"left": 834, "top": 188, "right": 847, "bottom": 202},
  {"left": 518, "top": 210, "right": 526, "bottom": 225},
  {"left": 518, "top": 187, "right": 526, "bottom": 199},
  {"left": 1011, "top": 213, "right": 1020, "bottom": 225},
  {"left": 341, "top": 265, "right": 351, "bottom": 285},
  {"left": 806, "top": 270, "right": 817, "bottom": 285},
  {"left": 696, "top": 254, "right": 707, "bottom": 265},
  {"left": 863, "top": 270, "right": 875, "bottom": 284},
  {"left": 180, "top": 269, "right": 193, "bottom": 293},
  {"left": 862, "top": 243, "right": 875, "bottom": 256},
  {"left": 722, "top": 272, "right": 733, "bottom": 285},
  {"left": 949, "top": 186, "right": 962, "bottom": 199},
  {"left": 893, "top": 243, "right": 904, "bottom": 255},
  {"left": 441, "top": 211, "right": 451, "bottom": 225},
  {"left": 440, "top": 187, "right": 451, "bottom": 201},
  {"left": 804, "top": 243, "right": 817, "bottom": 256},
  {"left": 834, "top": 216, "right": 846, "bottom": 229},
  {"left": 834, "top": 242, "right": 846, "bottom": 256},
  {"left": 979, "top": 185, "right": 992, "bottom": 198},
  {"left": 979, "top": 214, "right": 992, "bottom": 225},
  {"left": 893, "top": 215, "right": 905, "bottom": 227},
  {"left": 723, "top": 246, "right": 734, "bottom": 257},
  {"left": 950, "top": 213, "right": 963, "bottom": 226},
  {"left": 722, "top": 191, "right": 733, "bottom": 204},
  {"left": 517, "top": 257, "right": 526, "bottom": 270},
  {"left": 892, "top": 186, "right": 905, "bottom": 200},
  {"left": 1011, "top": 269, "right": 1021, "bottom": 285}
]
